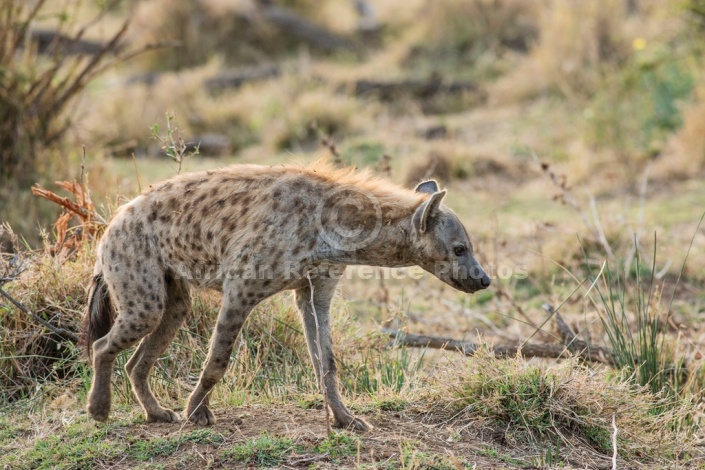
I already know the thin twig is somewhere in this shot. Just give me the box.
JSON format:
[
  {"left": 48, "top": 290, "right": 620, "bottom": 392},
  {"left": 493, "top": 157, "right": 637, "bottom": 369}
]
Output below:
[
  {"left": 132, "top": 152, "right": 142, "bottom": 193},
  {"left": 494, "top": 287, "right": 538, "bottom": 329},
  {"left": 0, "top": 287, "right": 78, "bottom": 343},
  {"left": 589, "top": 195, "right": 614, "bottom": 259},
  {"left": 543, "top": 303, "right": 616, "bottom": 366},
  {"left": 612, "top": 414, "right": 618, "bottom": 470},
  {"left": 530, "top": 150, "right": 614, "bottom": 258},
  {"left": 80, "top": 145, "right": 86, "bottom": 188}
]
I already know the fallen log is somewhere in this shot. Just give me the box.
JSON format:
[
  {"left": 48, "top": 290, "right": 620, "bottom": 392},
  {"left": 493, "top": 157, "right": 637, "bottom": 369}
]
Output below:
[
  {"left": 352, "top": 79, "right": 482, "bottom": 101},
  {"left": 28, "top": 28, "right": 116, "bottom": 56},
  {"left": 382, "top": 327, "right": 575, "bottom": 361},
  {"left": 204, "top": 65, "right": 281, "bottom": 91},
  {"left": 258, "top": 4, "right": 356, "bottom": 53}
]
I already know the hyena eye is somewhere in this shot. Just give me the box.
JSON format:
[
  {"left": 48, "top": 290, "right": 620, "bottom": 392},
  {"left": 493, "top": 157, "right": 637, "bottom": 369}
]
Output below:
[{"left": 453, "top": 245, "right": 467, "bottom": 257}]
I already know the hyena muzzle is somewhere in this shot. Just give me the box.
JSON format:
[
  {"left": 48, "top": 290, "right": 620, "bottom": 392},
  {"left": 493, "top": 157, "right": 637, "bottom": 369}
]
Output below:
[{"left": 81, "top": 162, "right": 490, "bottom": 431}]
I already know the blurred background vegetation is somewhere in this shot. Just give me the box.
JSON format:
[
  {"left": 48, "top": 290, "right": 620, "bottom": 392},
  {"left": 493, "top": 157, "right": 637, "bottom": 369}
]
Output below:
[{"left": 1, "top": 0, "right": 704, "bottom": 246}]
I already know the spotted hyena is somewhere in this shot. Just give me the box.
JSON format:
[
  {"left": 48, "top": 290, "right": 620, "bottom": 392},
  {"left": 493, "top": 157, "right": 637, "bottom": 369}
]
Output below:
[{"left": 81, "top": 161, "right": 490, "bottom": 431}]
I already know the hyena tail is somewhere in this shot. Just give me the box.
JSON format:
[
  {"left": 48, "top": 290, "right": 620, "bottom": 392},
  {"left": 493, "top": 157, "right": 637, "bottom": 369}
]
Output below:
[{"left": 80, "top": 269, "right": 114, "bottom": 359}]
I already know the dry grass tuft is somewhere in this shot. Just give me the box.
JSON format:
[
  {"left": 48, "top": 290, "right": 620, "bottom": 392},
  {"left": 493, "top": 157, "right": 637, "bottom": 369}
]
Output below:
[
  {"left": 0, "top": 248, "right": 94, "bottom": 401},
  {"left": 425, "top": 351, "right": 699, "bottom": 464}
]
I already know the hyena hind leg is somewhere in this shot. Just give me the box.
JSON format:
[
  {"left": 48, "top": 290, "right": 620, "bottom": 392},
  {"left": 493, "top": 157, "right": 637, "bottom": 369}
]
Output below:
[
  {"left": 125, "top": 275, "right": 190, "bottom": 423},
  {"left": 87, "top": 264, "right": 167, "bottom": 423}
]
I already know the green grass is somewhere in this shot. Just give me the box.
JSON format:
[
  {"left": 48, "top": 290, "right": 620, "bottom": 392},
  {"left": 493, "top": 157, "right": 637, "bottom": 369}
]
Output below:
[
  {"left": 129, "top": 429, "right": 225, "bottom": 462},
  {"left": 220, "top": 432, "right": 297, "bottom": 467},
  {"left": 314, "top": 430, "right": 360, "bottom": 461},
  {"left": 399, "top": 440, "right": 466, "bottom": 469},
  {"left": 476, "top": 446, "right": 530, "bottom": 467},
  {"left": 3, "top": 421, "right": 126, "bottom": 470}
]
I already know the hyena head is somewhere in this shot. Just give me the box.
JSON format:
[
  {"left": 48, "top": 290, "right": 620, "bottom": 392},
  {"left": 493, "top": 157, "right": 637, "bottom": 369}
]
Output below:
[{"left": 410, "top": 180, "right": 491, "bottom": 294}]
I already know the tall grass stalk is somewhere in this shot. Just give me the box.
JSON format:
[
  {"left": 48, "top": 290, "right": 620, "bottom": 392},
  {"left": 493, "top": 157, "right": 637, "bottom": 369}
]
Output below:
[
  {"left": 585, "top": 234, "right": 669, "bottom": 395},
  {"left": 584, "top": 213, "right": 704, "bottom": 398}
]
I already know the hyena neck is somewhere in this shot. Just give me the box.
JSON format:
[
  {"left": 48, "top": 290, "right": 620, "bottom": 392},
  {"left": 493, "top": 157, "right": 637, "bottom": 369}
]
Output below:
[{"left": 317, "top": 213, "right": 416, "bottom": 268}]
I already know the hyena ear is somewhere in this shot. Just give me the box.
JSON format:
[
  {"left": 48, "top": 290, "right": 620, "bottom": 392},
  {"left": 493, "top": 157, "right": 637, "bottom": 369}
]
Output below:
[
  {"left": 415, "top": 180, "right": 439, "bottom": 194},
  {"left": 412, "top": 190, "right": 446, "bottom": 234}
]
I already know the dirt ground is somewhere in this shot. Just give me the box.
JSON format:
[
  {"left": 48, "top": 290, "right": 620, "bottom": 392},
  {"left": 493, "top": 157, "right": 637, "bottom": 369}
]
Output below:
[{"left": 85, "top": 403, "right": 618, "bottom": 469}]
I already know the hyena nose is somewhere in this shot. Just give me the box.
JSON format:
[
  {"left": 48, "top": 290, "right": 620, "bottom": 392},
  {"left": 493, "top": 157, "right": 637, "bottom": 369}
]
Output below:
[{"left": 480, "top": 274, "right": 491, "bottom": 288}]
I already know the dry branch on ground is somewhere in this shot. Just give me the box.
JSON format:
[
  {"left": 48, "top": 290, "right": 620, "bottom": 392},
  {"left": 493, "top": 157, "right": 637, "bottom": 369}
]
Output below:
[{"left": 383, "top": 303, "right": 617, "bottom": 366}]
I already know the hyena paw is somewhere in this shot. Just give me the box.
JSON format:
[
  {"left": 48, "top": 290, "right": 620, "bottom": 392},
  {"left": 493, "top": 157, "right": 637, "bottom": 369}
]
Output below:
[
  {"left": 186, "top": 405, "right": 216, "bottom": 426},
  {"left": 334, "top": 413, "right": 373, "bottom": 432},
  {"left": 87, "top": 398, "right": 110, "bottom": 422},
  {"left": 146, "top": 407, "right": 181, "bottom": 423}
]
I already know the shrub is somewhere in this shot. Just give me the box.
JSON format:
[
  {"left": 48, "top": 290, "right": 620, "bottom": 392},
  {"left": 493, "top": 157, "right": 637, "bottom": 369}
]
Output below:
[
  {"left": 403, "top": 0, "right": 539, "bottom": 80},
  {"left": 0, "top": 0, "right": 130, "bottom": 183}
]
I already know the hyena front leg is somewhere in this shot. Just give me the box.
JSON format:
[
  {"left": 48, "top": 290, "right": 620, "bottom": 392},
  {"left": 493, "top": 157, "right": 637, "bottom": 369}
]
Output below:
[
  {"left": 296, "top": 278, "right": 372, "bottom": 432},
  {"left": 185, "top": 281, "right": 260, "bottom": 425},
  {"left": 125, "top": 275, "right": 190, "bottom": 423}
]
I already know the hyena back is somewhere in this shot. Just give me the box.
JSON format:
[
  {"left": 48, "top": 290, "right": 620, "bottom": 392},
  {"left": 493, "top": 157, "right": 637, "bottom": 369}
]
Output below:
[{"left": 81, "top": 162, "right": 490, "bottom": 431}]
